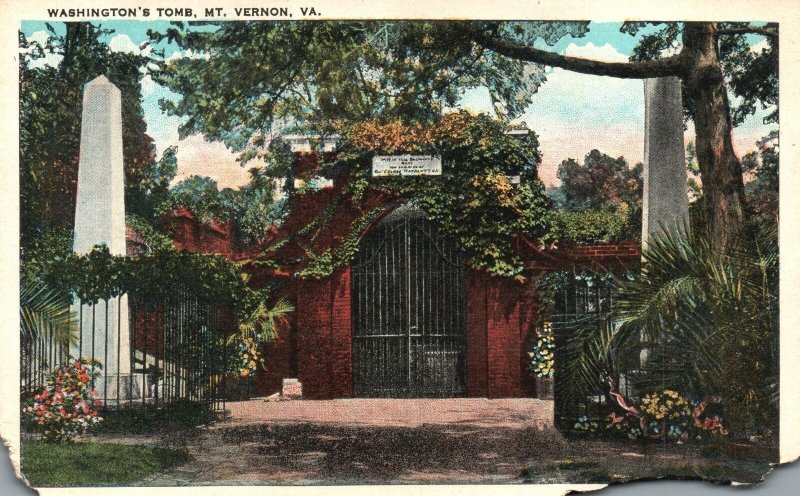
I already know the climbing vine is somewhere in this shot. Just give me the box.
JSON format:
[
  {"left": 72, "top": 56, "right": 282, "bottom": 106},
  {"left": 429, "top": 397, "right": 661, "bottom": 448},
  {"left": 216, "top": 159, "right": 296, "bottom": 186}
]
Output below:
[
  {"left": 43, "top": 245, "right": 270, "bottom": 325},
  {"left": 283, "top": 112, "right": 555, "bottom": 277}
]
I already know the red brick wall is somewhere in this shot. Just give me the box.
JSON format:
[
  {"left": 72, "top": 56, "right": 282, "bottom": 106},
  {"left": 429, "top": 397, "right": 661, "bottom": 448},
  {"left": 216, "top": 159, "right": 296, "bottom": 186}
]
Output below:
[
  {"left": 295, "top": 275, "right": 334, "bottom": 398},
  {"left": 519, "top": 281, "right": 540, "bottom": 397},
  {"left": 466, "top": 269, "right": 488, "bottom": 397},
  {"left": 485, "top": 276, "right": 523, "bottom": 398},
  {"left": 256, "top": 307, "right": 295, "bottom": 396},
  {"left": 330, "top": 267, "right": 354, "bottom": 398}
]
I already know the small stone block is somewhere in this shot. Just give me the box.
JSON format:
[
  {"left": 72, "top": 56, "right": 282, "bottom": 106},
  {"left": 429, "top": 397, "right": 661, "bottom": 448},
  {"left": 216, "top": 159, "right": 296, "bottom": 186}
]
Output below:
[{"left": 281, "top": 378, "right": 302, "bottom": 399}]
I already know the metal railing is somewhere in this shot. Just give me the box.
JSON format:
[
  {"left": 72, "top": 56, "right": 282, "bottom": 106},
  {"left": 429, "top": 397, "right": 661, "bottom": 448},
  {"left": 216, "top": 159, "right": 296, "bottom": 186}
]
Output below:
[{"left": 21, "top": 288, "right": 230, "bottom": 412}]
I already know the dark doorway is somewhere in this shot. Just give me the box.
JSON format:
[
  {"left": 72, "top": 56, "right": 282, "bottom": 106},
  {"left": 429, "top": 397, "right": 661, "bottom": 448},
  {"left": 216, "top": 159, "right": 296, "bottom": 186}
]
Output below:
[{"left": 351, "top": 204, "right": 467, "bottom": 397}]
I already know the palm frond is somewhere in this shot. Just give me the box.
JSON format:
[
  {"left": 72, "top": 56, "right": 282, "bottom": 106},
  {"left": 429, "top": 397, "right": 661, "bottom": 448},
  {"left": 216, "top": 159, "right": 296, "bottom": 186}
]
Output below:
[{"left": 20, "top": 275, "right": 76, "bottom": 345}]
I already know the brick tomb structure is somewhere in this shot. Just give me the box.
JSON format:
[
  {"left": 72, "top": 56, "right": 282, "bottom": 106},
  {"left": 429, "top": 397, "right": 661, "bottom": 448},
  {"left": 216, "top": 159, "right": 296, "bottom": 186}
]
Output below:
[{"left": 141, "top": 152, "right": 640, "bottom": 400}]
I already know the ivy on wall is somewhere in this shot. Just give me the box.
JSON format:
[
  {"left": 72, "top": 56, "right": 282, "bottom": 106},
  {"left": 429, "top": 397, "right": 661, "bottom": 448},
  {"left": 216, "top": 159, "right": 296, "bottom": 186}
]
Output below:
[{"left": 282, "top": 112, "right": 556, "bottom": 278}]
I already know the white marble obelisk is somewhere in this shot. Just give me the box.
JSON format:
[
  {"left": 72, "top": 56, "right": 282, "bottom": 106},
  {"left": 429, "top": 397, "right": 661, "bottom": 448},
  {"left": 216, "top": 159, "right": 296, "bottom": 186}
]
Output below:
[
  {"left": 72, "top": 75, "right": 136, "bottom": 402},
  {"left": 642, "top": 77, "right": 689, "bottom": 245}
]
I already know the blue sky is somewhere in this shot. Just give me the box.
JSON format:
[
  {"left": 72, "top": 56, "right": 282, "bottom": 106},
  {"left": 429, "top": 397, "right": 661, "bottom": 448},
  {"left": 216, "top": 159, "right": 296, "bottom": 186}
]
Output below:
[{"left": 21, "top": 21, "right": 776, "bottom": 188}]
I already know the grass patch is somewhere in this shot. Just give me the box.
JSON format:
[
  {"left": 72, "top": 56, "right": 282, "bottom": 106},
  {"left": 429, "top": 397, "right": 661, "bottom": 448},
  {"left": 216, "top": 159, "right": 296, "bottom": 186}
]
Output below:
[{"left": 21, "top": 440, "right": 189, "bottom": 487}]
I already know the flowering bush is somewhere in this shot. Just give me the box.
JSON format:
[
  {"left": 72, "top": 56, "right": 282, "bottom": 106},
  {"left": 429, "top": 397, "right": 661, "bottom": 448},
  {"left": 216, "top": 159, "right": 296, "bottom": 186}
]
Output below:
[
  {"left": 528, "top": 324, "right": 555, "bottom": 377},
  {"left": 640, "top": 390, "right": 692, "bottom": 440},
  {"left": 22, "top": 359, "right": 103, "bottom": 442},
  {"left": 606, "top": 412, "right": 643, "bottom": 440},
  {"left": 690, "top": 400, "right": 729, "bottom": 439},
  {"left": 573, "top": 415, "right": 600, "bottom": 436},
  {"left": 232, "top": 338, "right": 264, "bottom": 378}
]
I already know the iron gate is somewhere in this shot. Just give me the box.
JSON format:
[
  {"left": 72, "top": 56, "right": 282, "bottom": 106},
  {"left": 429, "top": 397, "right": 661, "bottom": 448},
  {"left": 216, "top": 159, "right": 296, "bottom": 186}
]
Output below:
[{"left": 351, "top": 204, "right": 467, "bottom": 397}]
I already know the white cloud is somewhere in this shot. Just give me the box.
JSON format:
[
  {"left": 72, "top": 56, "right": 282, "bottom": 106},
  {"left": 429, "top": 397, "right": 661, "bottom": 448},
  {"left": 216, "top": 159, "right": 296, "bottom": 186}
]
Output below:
[
  {"left": 23, "top": 31, "right": 63, "bottom": 69},
  {"left": 140, "top": 74, "right": 157, "bottom": 97},
  {"left": 165, "top": 48, "right": 210, "bottom": 63},
  {"left": 564, "top": 42, "right": 629, "bottom": 62},
  {"left": 108, "top": 34, "right": 152, "bottom": 56},
  {"left": 750, "top": 39, "right": 770, "bottom": 53}
]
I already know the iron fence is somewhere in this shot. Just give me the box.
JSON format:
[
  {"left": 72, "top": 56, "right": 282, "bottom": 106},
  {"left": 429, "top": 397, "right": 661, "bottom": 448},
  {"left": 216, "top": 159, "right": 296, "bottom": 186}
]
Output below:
[
  {"left": 21, "top": 288, "right": 231, "bottom": 412},
  {"left": 551, "top": 276, "right": 642, "bottom": 429}
]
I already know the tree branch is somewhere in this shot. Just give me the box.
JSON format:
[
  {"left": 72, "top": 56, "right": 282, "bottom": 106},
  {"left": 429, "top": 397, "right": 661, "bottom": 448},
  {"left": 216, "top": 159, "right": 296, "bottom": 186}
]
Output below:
[
  {"left": 468, "top": 27, "right": 684, "bottom": 79},
  {"left": 717, "top": 26, "right": 778, "bottom": 39}
]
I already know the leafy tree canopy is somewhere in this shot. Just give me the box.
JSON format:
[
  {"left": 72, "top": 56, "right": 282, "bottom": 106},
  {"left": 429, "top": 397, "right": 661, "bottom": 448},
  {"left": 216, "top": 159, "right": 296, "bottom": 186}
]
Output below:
[
  {"left": 148, "top": 21, "right": 591, "bottom": 164},
  {"left": 553, "top": 149, "right": 642, "bottom": 212},
  {"left": 162, "top": 171, "right": 285, "bottom": 246},
  {"left": 623, "top": 22, "right": 778, "bottom": 126}
]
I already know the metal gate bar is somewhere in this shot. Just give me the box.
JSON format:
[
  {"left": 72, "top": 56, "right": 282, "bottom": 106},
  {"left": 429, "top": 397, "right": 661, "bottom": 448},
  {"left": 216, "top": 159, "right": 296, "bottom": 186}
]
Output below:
[{"left": 352, "top": 205, "right": 466, "bottom": 397}]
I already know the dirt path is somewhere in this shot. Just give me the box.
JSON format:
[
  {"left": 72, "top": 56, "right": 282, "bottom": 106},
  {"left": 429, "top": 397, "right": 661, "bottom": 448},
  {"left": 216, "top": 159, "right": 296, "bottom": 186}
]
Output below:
[
  {"left": 137, "top": 398, "right": 559, "bottom": 485},
  {"left": 128, "top": 398, "right": 770, "bottom": 486}
]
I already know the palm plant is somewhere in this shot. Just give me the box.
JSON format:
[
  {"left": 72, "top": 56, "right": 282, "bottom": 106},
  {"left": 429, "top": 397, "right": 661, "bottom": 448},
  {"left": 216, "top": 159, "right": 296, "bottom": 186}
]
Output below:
[
  {"left": 20, "top": 274, "right": 76, "bottom": 344},
  {"left": 232, "top": 296, "right": 294, "bottom": 345},
  {"left": 557, "top": 223, "right": 778, "bottom": 437},
  {"left": 20, "top": 275, "right": 77, "bottom": 392}
]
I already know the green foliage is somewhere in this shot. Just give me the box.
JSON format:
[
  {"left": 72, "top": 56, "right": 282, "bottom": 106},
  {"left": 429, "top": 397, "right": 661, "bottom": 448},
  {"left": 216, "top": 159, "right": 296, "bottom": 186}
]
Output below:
[
  {"left": 44, "top": 245, "right": 257, "bottom": 317},
  {"left": 297, "top": 207, "right": 386, "bottom": 279},
  {"left": 20, "top": 275, "right": 76, "bottom": 345},
  {"left": 20, "top": 228, "right": 73, "bottom": 284},
  {"left": 233, "top": 296, "right": 294, "bottom": 344},
  {"left": 558, "top": 226, "right": 778, "bottom": 438},
  {"left": 131, "top": 146, "right": 178, "bottom": 220},
  {"left": 551, "top": 209, "right": 634, "bottom": 244},
  {"left": 624, "top": 22, "right": 778, "bottom": 126},
  {"left": 20, "top": 227, "right": 77, "bottom": 345},
  {"left": 326, "top": 113, "right": 553, "bottom": 276},
  {"left": 21, "top": 440, "right": 189, "bottom": 486},
  {"left": 219, "top": 182, "right": 286, "bottom": 246},
  {"left": 743, "top": 131, "right": 779, "bottom": 226},
  {"left": 148, "top": 21, "right": 585, "bottom": 159},
  {"left": 554, "top": 150, "right": 642, "bottom": 212},
  {"left": 162, "top": 175, "right": 224, "bottom": 223},
  {"left": 95, "top": 400, "right": 217, "bottom": 434},
  {"left": 159, "top": 170, "right": 285, "bottom": 246},
  {"left": 126, "top": 215, "right": 176, "bottom": 253},
  {"left": 548, "top": 149, "right": 641, "bottom": 244}
]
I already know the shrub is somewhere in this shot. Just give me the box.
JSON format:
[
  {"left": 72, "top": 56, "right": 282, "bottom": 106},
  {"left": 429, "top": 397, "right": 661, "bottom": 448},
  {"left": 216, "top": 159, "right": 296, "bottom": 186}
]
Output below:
[
  {"left": 573, "top": 415, "right": 601, "bottom": 437},
  {"left": 96, "top": 400, "right": 217, "bottom": 434},
  {"left": 22, "top": 359, "right": 103, "bottom": 442},
  {"left": 552, "top": 209, "right": 632, "bottom": 244},
  {"left": 605, "top": 412, "right": 643, "bottom": 440}
]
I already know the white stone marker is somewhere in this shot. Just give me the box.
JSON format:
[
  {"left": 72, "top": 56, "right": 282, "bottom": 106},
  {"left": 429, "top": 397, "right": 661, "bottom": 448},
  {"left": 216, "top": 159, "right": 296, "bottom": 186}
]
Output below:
[
  {"left": 71, "top": 75, "right": 137, "bottom": 402},
  {"left": 642, "top": 77, "right": 689, "bottom": 245}
]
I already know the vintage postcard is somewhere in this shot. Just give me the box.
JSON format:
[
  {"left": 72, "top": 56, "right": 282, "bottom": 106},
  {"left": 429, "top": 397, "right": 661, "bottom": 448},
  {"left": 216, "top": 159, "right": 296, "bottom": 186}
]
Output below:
[{"left": 2, "top": 0, "right": 799, "bottom": 494}]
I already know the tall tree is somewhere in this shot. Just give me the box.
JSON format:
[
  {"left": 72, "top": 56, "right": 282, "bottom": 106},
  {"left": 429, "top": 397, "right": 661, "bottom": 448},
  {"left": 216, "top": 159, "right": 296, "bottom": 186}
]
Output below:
[
  {"left": 554, "top": 149, "right": 642, "bottom": 212},
  {"left": 468, "top": 21, "right": 777, "bottom": 251},
  {"left": 151, "top": 21, "right": 776, "bottom": 252}
]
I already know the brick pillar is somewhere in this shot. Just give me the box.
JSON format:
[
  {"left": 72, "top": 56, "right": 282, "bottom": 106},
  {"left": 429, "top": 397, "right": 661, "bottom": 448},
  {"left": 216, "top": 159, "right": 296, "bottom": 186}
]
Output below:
[
  {"left": 486, "top": 276, "right": 522, "bottom": 398},
  {"left": 519, "top": 280, "right": 539, "bottom": 397},
  {"left": 466, "top": 269, "right": 488, "bottom": 397},
  {"left": 295, "top": 277, "right": 333, "bottom": 398},
  {"left": 330, "top": 267, "right": 353, "bottom": 397}
]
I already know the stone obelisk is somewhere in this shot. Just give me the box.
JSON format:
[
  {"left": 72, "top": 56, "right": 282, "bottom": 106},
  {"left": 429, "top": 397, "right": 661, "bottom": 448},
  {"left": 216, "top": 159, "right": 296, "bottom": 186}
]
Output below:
[
  {"left": 642, "top": 77, "right": 689, "bottom": 245},
  {"left": 72, "top": 75, "right": 136, "bottom": 403}
]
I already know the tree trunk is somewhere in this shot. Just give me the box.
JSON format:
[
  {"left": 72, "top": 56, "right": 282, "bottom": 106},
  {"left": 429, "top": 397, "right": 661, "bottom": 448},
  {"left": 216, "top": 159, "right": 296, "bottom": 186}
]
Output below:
[{"left": 681, "top": 23, "right": 746, "bottom": 252}]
